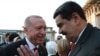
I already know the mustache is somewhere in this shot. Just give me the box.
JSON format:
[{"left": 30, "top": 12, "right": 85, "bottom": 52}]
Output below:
[
  {"left": 38, "top": 34, "right": 45, "bottom": 38},
  {"left": 61, "top": 32, "right": 67, "bottom": 35}
]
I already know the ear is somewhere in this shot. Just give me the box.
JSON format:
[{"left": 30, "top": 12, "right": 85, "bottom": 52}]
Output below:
[
  {"left": 23, "top": 26, "right": 28, "bottom": 33},
  {"left": 71, "top": 12, "right": 80, "bottom": 25}
]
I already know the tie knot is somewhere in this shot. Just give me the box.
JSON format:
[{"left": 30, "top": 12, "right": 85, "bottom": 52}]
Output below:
[
  {"left": 34, "top": 47, "right": 38, "bottom": 51},
  {"left": 34, "top": 45, "right": 39, "bottom": 51}
]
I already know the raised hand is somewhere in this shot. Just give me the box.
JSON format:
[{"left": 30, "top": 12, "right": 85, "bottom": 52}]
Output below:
[{"left": 17, "top": 45, "right": 39, "bottom": 56}]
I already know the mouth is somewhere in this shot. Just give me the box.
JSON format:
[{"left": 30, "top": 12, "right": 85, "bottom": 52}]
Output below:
[
  {"left": 38, "top": 34, "right": 45, "bottom": 38},
  {"left": 37, "top": 36, "right": 45, "bottom": 41},
  {"left": 37, "top": 39, "right": 44, "bottom": 44}
]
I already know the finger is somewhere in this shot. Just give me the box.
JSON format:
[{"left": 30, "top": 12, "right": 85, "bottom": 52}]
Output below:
[
  {"left": 20, "top": 45, "right": 29, "bottom": 56},
  {"left": 17, "top": 48, "right": 24, "bottom": 56},
  {"left": 24, "top": 45, "right": 34, "bottom": 56},
  {"left": 34, "top": 50, "right": 39, "bottom": 56}
]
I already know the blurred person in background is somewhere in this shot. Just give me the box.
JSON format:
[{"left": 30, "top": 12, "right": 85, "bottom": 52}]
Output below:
[
  {"left": 57, "top": 35, "right": 63, "bottom": 40},
  {"left": 56, "top": 39, "right": 70, "bottom": 56},
  {"left": 7, "top": 32, "right": 21, "bottom": 44},
  {"left": 13, "top": 36, "right": 21, "bottom": 42},
  {"left": 1, "top": 32, "right": 21, "bottom": 47},
  {"left": 46, "top": 41, "right": 57, "bottom": 56},
  {"left": 0, "top": 32, "right": 10, "bottom": 46}
]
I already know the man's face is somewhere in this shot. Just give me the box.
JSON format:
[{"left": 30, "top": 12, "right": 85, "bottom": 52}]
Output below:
[
  {"left": 55, "top": 15, "right": 78, "bottom": 42},
  {"left": 24, "top": 18, "right": 46, "bottom": 45}
]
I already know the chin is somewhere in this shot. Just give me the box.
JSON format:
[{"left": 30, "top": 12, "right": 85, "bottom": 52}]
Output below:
[{"left": 37, "top": 41, "right": 43, "bottom": 44}]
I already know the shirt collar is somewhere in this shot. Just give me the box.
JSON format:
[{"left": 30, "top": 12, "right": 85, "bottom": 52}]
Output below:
[{"left": 25, "top": 37, "right": 35, "bottom": 50}]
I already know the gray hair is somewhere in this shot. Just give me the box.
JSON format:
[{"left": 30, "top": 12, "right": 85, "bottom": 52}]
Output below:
[{"left": 24, "top": 15, "right": 43, "bottom": 27}]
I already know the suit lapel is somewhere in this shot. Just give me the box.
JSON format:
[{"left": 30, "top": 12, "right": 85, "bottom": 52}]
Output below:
[
  {"left": 70, "top": 44, "right": 81, "bottom": 56},
  {"left": 38, "top": 45, "right": 43, "bottom": 56},
  {"left": 38, "top": 45, "right": 47, "bottom": 56},
  {"left": 70, "top": 23, "right": 94, "bottom": 56}
]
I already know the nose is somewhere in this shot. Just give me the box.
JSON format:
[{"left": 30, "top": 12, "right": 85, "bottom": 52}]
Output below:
[{"left": 59, "top": 28, "right": 62, "bottom": 34}]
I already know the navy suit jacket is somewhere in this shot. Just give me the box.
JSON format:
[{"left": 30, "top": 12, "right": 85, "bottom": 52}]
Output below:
[
  {"left": 69, "top": 23, "right": 100, "bottom": 56},
  {"left": 0, "top": 38, "right": 48, "bottom": 56}
]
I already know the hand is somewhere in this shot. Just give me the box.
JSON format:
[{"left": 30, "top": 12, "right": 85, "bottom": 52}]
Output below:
[
  {"left": 17, "top": 45, "right": 39, "bottom": 56},
  {"left": 13, "top": 37, "right": 21, "bottom": 42}
]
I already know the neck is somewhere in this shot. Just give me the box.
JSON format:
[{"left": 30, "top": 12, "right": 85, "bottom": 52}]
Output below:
[{"left": 73, "top": 21, "right": 87, "bottom": 43}]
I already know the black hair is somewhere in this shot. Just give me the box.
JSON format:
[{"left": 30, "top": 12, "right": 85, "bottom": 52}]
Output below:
[
  {"left": 5, "top": 32, "right": 10, "bottom": 38},
  {"left": 8, "top": 32, "right": 19, "bottom": 42},
  {"left": 53, "top": 1, "right": 86, "bottom": 21}
]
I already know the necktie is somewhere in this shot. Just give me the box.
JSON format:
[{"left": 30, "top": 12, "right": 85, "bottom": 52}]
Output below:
[
  {"left": 70, "top": 43, "right": 75, "bottom": 52},
  {"left": 33, "top": 47, "right": 39, "bottom": 56},
  {"left": 34, "top": 45, "right": 39, "bottom": 51},
  {"left": 34, "top": 47, "right": 38, "bottom": 51}
]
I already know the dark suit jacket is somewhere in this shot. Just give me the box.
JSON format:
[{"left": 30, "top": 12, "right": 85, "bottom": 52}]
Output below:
[
  {"left": 0, "top": 46, "right": 6, "bottom": 56},
  {"left": 0, "top": 42, "right": 6, "bottom": 46},
  {"left": 69, "top": 23, "right": 100, "bottom": 56},
  {"left": 1, "top": 38, "right": 48, "bottom": 56}
]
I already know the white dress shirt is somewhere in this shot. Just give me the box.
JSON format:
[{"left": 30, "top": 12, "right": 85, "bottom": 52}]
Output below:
[{"left": 25, "top": 37, "right": 36, "bottom": 53}]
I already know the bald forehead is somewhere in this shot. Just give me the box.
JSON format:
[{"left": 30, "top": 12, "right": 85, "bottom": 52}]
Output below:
[
  {"left": 28, "top": 15, "right": 43, "bottom": 19},
  {"left": 24, "top": 15, "right": 44, "bottom": 27},
  {"left": 30, "top": 17, "right": 42, "bottom": 21},
  {"left": 29, "top": 15, "right": 44, "bottom": 23}
]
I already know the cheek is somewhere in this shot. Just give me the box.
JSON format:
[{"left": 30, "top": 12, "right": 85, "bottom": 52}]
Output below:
[
  {"left": 30, "top": 32, "right": 38, "bottom": 39},
  {"left": 34, "top": 38, "right": 44, "bottom": 45},
  {"left": 29, "top": 30, "right": 45, "bottom": 44},
  {"left": 62, "top": 25, "right": 68, "bottom": 32},
  {"left": 64, "top": 24, "right": 74, "bottom": 32},
  {"left": 27, "top": 30, "right": 37, "bottom": 40},
  {"left": 30, "top": 29, "right": 38, "bottom": 35}
]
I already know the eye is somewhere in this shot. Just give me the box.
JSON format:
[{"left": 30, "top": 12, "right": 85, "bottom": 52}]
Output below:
[
  {"left": 57, "top": 23, "right": 63, "bottom": 28},
  {"left": 34, "top": 26, "right": 41, "bottom": 30},
  {"left": 36, "top": 26, "right": 46, "bottom": 31}
]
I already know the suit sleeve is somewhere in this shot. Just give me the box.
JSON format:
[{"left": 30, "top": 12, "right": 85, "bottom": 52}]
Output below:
[{"left": 0, "top": 46, "right": 6, "bottom": 56}]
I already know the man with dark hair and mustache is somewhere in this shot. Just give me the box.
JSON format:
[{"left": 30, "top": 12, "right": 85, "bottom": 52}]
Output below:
[{"left": 53, "top": 1, "right": 100, "bottom": 56}]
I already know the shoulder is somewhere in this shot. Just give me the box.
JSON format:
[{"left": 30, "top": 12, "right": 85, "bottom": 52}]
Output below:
[
  {"left": 0, "top": 46, "right": 6, "bottom": 56},
  {"left": 3, "top": 39, "right": 27, "bottom": 52},
  {"left": 2, "top": 39, "right": 27, "bottom": 56},
  {"left": 86, "top": 23, "right": 100, "bottom": 37},
  {"left": 93, "top": 27, "right": 100, "bottom": 33}
]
